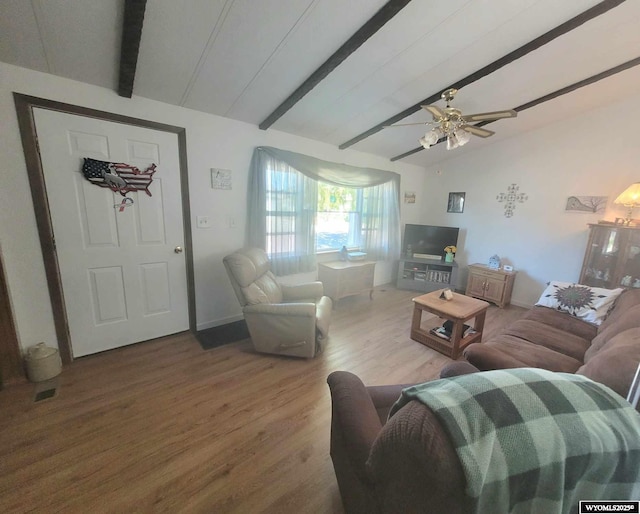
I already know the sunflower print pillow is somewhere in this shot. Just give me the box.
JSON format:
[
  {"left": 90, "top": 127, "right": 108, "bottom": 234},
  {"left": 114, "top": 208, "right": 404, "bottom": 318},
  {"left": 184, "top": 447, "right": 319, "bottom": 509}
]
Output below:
[{"left": 535, "top": 281, "right": 623, "bottom": 325}]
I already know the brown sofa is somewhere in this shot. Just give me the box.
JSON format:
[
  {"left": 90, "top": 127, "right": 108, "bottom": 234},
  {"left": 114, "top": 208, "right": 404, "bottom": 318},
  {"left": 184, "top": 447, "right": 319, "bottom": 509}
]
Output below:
[
  {"left": 326, "top": 290, "right": 640, "bottom": 513},
  {"left": 463, "top": 288, "right": 640, "bottom": 398}
]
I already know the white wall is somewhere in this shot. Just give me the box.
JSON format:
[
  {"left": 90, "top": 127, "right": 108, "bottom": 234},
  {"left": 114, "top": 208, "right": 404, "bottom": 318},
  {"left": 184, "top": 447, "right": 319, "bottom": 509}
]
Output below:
[
  {"left": 0, "top": 62, "right": 427, "bottom": 352},
  {"left": 418, "top": 93, "right": 640, "bottom": 307}
]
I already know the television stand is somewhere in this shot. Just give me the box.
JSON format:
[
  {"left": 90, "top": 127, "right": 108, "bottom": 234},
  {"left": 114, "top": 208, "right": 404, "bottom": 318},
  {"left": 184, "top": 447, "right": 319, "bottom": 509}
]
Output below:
[{"left": 397, "top": 256, "right": 458, "bottom": 292}]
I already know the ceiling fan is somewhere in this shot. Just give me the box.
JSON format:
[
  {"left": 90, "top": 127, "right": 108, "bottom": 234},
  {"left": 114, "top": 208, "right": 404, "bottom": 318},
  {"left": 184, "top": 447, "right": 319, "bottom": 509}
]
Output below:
[{"left": 387, "top": 88, "right": 517, "bottom": 150}]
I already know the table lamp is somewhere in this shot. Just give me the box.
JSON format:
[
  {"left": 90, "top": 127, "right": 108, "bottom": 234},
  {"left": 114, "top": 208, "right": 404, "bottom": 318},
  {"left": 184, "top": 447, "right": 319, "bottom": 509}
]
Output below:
[{"left": 614, "top": 182, "right": 640, "bottom": 226}]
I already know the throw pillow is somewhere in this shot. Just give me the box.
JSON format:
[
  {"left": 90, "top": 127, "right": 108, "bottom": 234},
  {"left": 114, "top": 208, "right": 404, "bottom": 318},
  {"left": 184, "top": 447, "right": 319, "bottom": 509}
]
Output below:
[{"left": 535, "top": 281, "right": 623, "bottom": 326}]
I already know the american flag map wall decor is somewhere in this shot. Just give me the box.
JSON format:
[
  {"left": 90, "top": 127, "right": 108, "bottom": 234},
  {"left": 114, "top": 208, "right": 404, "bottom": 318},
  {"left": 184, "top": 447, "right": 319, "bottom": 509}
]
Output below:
[{"left": 82, "top": 158, "right": 157, "bottom": 197}]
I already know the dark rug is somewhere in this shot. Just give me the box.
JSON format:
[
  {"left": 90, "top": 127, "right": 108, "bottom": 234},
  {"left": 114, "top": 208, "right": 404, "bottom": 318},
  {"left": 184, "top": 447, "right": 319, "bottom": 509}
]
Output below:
[{"left": 196, "top": 320, "right": 251, "bottom": 350}]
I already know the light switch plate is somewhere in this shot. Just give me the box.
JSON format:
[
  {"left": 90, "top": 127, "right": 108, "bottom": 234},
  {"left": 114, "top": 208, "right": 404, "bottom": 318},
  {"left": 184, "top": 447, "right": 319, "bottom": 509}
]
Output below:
[{"left": 196, "top": 216, "right": 211, "bottom": 228}]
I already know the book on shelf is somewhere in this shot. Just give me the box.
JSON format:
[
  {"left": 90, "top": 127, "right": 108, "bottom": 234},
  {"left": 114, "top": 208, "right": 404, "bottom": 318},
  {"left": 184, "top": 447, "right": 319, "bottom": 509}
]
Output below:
[
  {"left": 413, "top": 253, "right": 442, "bottom": 260},
  {"left": 437, "top": 321, "right": 478, "bottom": 339},
  {"left": 430, "top": 326, "right": 451, "bottom": 341}
]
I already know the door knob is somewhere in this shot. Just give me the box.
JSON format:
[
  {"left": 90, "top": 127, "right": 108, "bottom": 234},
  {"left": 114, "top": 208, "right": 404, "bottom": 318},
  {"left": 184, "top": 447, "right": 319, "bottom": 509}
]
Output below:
[{"left": 174, "top": 246, "right": 183, "bottom": 254}]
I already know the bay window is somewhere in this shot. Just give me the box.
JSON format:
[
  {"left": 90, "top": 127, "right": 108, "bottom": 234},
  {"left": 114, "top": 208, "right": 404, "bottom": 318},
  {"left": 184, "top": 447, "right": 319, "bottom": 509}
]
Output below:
[{"left": 248, "top": 147, "right": 400, "bottom": 275}]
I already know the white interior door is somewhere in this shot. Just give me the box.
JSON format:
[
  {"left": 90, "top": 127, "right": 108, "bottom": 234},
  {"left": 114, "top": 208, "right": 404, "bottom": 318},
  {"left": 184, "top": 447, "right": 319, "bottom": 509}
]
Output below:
[{"left": 34, "top": 108, "right": 189, "bottom": 357}]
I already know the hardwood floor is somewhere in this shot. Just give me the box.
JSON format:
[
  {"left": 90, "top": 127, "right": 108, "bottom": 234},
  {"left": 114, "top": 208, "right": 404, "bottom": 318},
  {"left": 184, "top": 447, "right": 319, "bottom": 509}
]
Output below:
[{"left": 0, "top": 286, "right": 526, "bottom": 513}]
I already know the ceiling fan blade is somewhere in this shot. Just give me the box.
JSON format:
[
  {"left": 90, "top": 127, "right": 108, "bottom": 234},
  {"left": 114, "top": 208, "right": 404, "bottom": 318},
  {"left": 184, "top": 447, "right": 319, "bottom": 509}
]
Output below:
[
  {"left": 421, "top": 104, "right": 445, "bottom": 119},
  {"left": 461, "top": 125, "right": 495, "bottom": 138},
  {"left": 462, "top": 109, "right": 517, "bottom": 122},
  {"left": 383, "top": 122, "right": 429, "bottom": 128}
]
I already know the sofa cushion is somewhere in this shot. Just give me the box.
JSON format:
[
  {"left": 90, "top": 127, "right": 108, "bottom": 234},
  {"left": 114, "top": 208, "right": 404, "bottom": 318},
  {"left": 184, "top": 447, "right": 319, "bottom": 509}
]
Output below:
[
  {"left": 535, "top": 281, "right": 623, "bottom": 326},
  {"left": 596, "top": 288, "right": 640, "bottom": 335},
  {"left": 522, "top": 306, "right": 597, "bottom": 342},
  {"left": 465, "top": 336, "right": 583, "bottom": 373},
  {"left": 576, "top": 327, "right": 640, "bottom": 398},
  {"left": 585, "top": 303, "right": 640, "bottom": 362},
  {"left": 500, "top": 319, "right": 591, "bottom": 361}
]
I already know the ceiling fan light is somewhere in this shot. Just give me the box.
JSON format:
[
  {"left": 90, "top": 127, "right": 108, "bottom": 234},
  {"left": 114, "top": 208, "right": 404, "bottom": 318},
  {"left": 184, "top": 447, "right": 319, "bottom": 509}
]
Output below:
[
  {"left": 419, "top": 130, "right": 439, "bottom": 149},
  {"left": 446, "top": 134, "right": 459, "bottom": 150},
  {"left": 455, "top": 128, "right": 471, "bottom": 146},
  {"left": 425, "top": 129, "right": 439, "bottom": 145}
]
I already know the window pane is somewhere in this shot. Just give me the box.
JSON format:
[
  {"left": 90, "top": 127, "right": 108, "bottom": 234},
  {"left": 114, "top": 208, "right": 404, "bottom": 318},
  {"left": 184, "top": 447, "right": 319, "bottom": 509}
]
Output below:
[
  {"left": 266, "top": 215, "right": 295, "bottom": 233},
  {"left": 318, "top": 183, "right": 358, "bottom": 212},
  {"left": 316, "top": 211, "right": 361, "bottom": 251},
  {"left": 266, "top": 234, "right": 295, "bottom": 255},
  {"left": 316, "top": 212, "right": 349, "bottom": 251},
  {"left": 316, "top": 183, "right": 363, "bottom": 250}
]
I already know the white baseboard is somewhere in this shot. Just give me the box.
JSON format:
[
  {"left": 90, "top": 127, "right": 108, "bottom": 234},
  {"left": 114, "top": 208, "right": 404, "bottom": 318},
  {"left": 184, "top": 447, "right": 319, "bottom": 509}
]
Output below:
[{"left": 197, "top": 313, "right": 244, "bottom": 332}]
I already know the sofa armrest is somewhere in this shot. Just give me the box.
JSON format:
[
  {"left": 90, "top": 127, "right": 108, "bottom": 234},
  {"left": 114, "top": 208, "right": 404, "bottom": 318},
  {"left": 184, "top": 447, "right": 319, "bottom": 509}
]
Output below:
[
  {"left": 440, "top": 361, "right": 480, "bottom": 378},
  {"left": 281, "top": 281, "right": 324, "bottom": 301},
  {"left": 463, "top": 343, "right": 525, "bottom": 370}
]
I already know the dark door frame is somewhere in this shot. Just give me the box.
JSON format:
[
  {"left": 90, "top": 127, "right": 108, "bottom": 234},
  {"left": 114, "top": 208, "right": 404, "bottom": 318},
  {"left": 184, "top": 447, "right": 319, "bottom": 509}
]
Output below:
[
  {"left": 0, "top": 247, "right": 23, "bottom": 386},
  {"left": 12, "top": 93, "right": 196, "bottom": 365}
]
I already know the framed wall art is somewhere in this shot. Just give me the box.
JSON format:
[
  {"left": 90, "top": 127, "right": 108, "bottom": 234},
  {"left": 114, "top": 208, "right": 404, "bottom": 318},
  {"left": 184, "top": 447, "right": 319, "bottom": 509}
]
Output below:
[
  {"left": 565, "top": 195, "right": 607, "bottom": 213},
  {"left": 447, "top": 192, "right": 465, "bottom": 213},
  {"left": 404, "top": 191, "right": 416, "bottom": 204}
]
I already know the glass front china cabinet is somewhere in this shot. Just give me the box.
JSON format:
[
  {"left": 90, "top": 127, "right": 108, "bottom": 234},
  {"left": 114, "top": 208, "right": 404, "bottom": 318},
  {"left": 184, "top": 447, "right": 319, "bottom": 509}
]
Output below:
[{"left": 579, "top": 223, "right": 640, "bottom": 289}]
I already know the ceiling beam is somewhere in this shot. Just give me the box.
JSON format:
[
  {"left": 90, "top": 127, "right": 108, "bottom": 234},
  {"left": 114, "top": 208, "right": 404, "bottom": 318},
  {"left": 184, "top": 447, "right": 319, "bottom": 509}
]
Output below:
[
  {"left": 258, "top": 0, "right": 412, "bottom": 130},
  {"left": 340, "top": 0, "right": 626, "bottom": 150},
  {"left": 390, "top": 55, "right": 640, "bottom": 161},
  {"left": 118, "top": 0, "right": 148, "bottom": 98}
]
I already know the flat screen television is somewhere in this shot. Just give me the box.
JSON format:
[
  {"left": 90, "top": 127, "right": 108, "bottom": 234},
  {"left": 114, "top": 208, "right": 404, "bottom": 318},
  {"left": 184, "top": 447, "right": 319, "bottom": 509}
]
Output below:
[{"left": 402, "top": 224, "right": 459, "bottom": 259}]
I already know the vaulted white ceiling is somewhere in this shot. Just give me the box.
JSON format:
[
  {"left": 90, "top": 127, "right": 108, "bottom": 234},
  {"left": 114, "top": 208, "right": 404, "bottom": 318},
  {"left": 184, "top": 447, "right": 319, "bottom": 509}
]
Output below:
[{"left": 2, "top": 0, "right": 639, "bottom": 168}]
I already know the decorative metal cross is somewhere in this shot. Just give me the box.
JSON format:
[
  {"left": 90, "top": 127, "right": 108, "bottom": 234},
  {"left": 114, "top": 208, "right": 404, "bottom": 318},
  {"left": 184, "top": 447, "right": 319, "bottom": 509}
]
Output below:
[{"left": 497, "top": 183, "right": 528, "bottom": 218}]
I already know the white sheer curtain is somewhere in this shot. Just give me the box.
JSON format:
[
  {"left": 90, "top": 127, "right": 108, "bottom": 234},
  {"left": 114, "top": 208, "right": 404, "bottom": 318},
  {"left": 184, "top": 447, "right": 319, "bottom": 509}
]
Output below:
[
  {"left": 247, "top": 148, "right": 317, "bottom": 275},
  {"left": 247, "top": 147, "right": 401, "bottom": 275},
  {"left": 361, "top": 179, "right": 401, "bottom": 261}
]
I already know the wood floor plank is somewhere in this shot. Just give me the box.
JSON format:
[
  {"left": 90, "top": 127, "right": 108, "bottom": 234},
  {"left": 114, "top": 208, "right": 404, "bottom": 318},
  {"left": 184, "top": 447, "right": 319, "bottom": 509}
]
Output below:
[{"left": 0, "top": 286, "right": 526, "bottom": 513}]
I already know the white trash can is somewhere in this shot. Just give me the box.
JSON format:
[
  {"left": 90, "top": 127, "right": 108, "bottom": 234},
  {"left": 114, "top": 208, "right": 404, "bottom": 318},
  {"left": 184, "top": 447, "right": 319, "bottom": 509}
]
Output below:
[{"left": 25, "top": 342, "right": 62, "bottom": 382}]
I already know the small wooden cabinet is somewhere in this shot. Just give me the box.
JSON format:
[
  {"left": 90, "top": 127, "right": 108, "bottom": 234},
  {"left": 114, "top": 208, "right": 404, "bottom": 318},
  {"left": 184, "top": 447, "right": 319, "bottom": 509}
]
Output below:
[
  {"left": 465, "top": 264, "right": 516, "bottom": 308},
  {"left": 318, "top": 260, "right": 376, "bottom": 301},
  {"left": 579, "top": 223, "right": 640, "bottom": 289}
]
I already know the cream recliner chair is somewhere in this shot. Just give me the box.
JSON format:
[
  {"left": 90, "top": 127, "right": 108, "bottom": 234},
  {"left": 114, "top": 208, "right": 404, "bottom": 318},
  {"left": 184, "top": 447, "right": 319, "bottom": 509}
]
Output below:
[{"left": 223, "top": 248, "right": 332, "bottom": 358}]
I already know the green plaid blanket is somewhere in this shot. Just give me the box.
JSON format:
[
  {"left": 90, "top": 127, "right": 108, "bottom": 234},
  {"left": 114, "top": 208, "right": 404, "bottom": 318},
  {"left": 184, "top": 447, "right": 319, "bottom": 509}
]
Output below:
[{"left": 389, "top": 368, "right": 640, "bottom": 514}]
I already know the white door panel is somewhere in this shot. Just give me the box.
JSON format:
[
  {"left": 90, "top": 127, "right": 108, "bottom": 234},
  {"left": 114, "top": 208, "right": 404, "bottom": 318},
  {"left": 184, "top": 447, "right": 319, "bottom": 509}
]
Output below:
[{"left": 34, "top": 109, "right": 189, "bottom": 357}]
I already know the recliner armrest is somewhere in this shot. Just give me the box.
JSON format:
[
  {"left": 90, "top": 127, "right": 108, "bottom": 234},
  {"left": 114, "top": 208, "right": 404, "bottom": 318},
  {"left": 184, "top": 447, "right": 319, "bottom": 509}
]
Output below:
[
  {"left": 281, "top": 281, "right": 324, "bottom": 301},
  {"left": 243, "top": 302, "right": 315, "bottom": 317}
]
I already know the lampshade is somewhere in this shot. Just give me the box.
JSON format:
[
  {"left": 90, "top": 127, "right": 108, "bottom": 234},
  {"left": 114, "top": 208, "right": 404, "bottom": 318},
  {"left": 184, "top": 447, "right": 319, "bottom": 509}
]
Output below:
[
  {"left": 446, "top": 134, "right": 459, "bottom": 151},
  {"left": 419, "top": 129, "right": 440, "bottom": 149},
  {"left": 614, "top": 182, "right": 640, "bottom": 224},
  {"left": 455, "top": 128, "right": 471, "bottom": 146},
  {"left": 614, "top": 183, "right": 640, "bottom": 207}
]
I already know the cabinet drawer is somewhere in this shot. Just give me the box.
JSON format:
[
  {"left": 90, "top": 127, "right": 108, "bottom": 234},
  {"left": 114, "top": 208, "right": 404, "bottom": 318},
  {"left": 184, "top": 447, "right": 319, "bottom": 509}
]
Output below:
[{"left": 469, "top": 268, "right": 507, "bottom": 282}]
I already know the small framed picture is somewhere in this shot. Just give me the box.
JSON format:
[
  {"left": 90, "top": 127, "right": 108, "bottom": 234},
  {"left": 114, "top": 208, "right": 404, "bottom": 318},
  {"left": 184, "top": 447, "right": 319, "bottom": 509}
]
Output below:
[
  {"left": 211, "top": 168, "right": 232, "bottom": 190},
  {"left": 447, "top": 192, "right": 465, "bottom": 213}
]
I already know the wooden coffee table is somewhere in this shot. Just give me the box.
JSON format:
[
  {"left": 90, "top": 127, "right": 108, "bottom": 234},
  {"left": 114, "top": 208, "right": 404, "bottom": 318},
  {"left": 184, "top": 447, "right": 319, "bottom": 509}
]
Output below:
[{"left": 411, "top": 290, "right": 490, "bottom": 359}]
